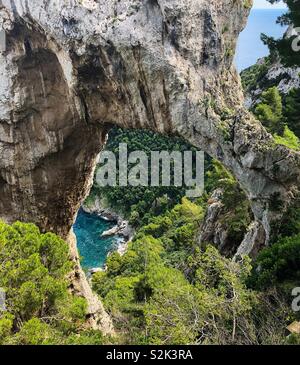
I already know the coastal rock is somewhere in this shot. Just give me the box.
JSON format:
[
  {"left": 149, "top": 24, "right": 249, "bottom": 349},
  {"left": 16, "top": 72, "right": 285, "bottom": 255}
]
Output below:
[
  {"left": 0, "top": 0, "right": 300, "bottom": 254},
  {"left": 116, "top": 239, "right": 130, "bottom": 257},
  {"left": 89, "top": 267, "right": 103, "bottom": 274},
  {"left": 102, "top": 220, "right": 131, "bottom": 238},
  {"left": 101, "top": 220, "right": 128, "bottom": 237},
  {"left": 82, "top": 196, "right": 120, "bottom": 222},
  {"left": 102, "top": 225, "right": 120, "bottom": 238},
  {"left": 83, "top": 196, "right": 134, "bottom": 240}
]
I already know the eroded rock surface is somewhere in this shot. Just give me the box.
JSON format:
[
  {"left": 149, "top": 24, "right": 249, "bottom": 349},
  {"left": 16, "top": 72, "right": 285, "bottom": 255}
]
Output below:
[{"left": 0, "top": 0, "right": 299, "bottom": 248}]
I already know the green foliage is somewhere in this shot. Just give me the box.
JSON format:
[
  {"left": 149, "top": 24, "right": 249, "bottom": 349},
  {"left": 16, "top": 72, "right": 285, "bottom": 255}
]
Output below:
[
  {"left": 13, "top": 318, "right": 57, "bottom": 345},
  {"left": 275, "top": 194, "right": 300, "bottom": 238},
  {"left": 206, "top": 159, "right": 233, "bottom": 193},
  {"left": 84, "top": 106, "right": 299, "bottom": 345},
  {"left": 144, "top": 266, "right": 204, "bottom": 345},
  {"left": 250, "top": 85, "right": 300, "bottom": 150},
  {"left": 254, "top": 87, "right": 284, "bottom": 134},
  {"left": 274, "top": 125, "right": 300, "bottom": 150},
  {"left": 0, "top": 221, "right": 105, "bottom": 345},
  {"left": 284, "top": 87, "right": 300, "bottom": 137},
  {"left": 240, "top": 58, "right": 271, "bottom": 93},
  {"left": 64, "top": 330, "right": 105, "bottom": 345},
  {"left": 92, "top": 197, "right": 260, "bottom": 345},
  {"left": 248, "top": 234, "right": 300, "bottom": 291},
  {"left": 137, "top": 197, "right": 204, "bottom": 263},
  {"left": 241, "top": 13, "right": 300, "bottom": 145},
  {"left": 90, "top": 148, "right": 299, "bottom": 344},
  {"left": 88, "top": 127, "right": 203, "bottom": 227},
  {"left": 286, "top": 333, "right": 300, "bottom": 345},
  {"left": 206, "top": 160, "right": 253, "bottom": 251}
]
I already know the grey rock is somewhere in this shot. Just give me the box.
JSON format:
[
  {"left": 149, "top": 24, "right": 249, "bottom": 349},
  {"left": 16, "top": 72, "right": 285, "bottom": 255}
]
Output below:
[
  {"left": 82, "top": 196, "right": 120, "bottom": 222},
  {"left": 198, "top": 189, "right": 225, "bottom": 245},
  {"left": 234, "top": 221, "right": 266, "bottom": 259},
  {"left": 245, "top": 57, "right": 300, "bottom": 108}
]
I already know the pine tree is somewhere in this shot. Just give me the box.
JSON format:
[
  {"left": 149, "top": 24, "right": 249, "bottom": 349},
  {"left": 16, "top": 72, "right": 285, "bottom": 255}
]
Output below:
[{"left": 254, "top": 86, "right": 284, "bottom": 134}]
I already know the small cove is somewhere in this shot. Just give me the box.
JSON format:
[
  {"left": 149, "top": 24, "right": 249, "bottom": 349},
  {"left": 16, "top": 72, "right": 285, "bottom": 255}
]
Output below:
[{"left": 73, "top": 209, "right": 121, "bottom": 270}]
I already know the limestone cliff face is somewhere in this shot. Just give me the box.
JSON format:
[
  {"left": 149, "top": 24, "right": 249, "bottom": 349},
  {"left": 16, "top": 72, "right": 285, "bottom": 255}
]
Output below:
[{"left": 0, "top": 0, "right": 300, "bottom": 248}]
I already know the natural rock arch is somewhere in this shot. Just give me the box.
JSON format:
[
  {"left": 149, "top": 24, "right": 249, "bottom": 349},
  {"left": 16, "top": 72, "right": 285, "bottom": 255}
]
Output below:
[{"left": 0, "top": 0, "right": 299, "bottom": 253}]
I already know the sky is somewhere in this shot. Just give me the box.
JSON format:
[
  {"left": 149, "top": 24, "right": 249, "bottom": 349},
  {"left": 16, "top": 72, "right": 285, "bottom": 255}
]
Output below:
[{"left": 253, "top": 0, "right": 287, "bottom": 8}]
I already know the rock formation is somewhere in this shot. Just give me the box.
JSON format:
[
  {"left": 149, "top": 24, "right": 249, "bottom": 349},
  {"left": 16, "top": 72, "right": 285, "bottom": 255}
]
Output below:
[
  {"left": 0, "top": 0, "right": 300, "bottom": 251},
  {"left": 197, "top": 189, "right": 228, "bottom": 250},
  {"left": 243, "top": 57, "right": 300, "bottom": 109}
]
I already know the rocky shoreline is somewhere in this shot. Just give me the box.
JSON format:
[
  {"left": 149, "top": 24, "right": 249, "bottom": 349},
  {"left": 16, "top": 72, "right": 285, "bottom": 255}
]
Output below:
[
  {"left": 82, "top": 196, "right": 121, "bottom": 222},
  {"left": 82, "top": 196, "right": 134, "bottom": 272}
]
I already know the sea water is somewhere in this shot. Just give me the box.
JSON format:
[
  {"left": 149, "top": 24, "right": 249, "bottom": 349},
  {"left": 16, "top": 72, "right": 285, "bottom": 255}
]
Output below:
[
  {"left": 73, "top": 209, "right": 119, "bottom": 270},
  {"left": 235, "top": 8, "right": 287, "bottom": 72}
]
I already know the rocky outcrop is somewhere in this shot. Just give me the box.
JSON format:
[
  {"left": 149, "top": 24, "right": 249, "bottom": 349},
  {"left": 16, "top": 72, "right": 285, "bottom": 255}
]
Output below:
[
  {"left": 243, "top": 57, "right": 300, "bottom": 108},
  {"left": 197, "top": 189, "right": 228, "bottom": 248},
  {"left": 198, "top": 188, "right": 256, "bottom": 257},
  {"left": 83, "top": 195, "right": 134, "bottom": 241},
  {"left": 102, "top": 220, "right": 132, "bottom": 240},
  {"left": 0, "top": 0, "right": 300, "bottom": 253},
  {"left": 234, "top": 221, "right": 266, "bottom": 259},
  {"left": 82, "top": 196, "right": 121, "bottom": 222}
]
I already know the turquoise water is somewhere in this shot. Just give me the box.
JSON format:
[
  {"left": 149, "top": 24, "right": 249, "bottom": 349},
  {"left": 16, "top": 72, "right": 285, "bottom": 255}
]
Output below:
[
  {"left": 235, "top": 9, "right": 287, "bottom": 72},
  {"left": 73, "top": 209, "right": 119, "bottom": 269}
]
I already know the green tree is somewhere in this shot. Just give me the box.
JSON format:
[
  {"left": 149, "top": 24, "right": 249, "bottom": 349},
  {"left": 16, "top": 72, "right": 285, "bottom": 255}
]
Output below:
[
  {"left": 145, "top": 246, "right": 257, "bottom": 345},
  {"left": 248, "top": 234, "right": 300, "bottom": 291},
  {"left": 255, "top": 87, "right": 284, "bottom": 134},
  {"left": 284, "top": 87, "right": 300, "bottom": 137},
  {"left": 88, "top": 126, "right": 200, "bottom": 227},
  {"left": 0, "top": 221, "right": 105, "bottom": 345}
]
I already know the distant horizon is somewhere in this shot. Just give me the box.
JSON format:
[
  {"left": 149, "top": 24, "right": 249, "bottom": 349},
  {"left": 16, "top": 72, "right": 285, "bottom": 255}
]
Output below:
[
  {"left": 235, "top": 7, "right": 287, "bottom": 71},
  {"left": 252, "top": 0, "right": 287, "bottom": 9}
]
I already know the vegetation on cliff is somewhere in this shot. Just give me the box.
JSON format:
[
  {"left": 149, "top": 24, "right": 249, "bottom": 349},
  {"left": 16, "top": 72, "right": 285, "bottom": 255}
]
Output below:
[
  {"left": 92, "top": 196, "right": 300, "bottom": 344},
  {"left": 0, "top": 222, "right": 107, "bottom": 345},
  {"left": 242, "top": 0, "right": 300, "bottom": 143}
]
